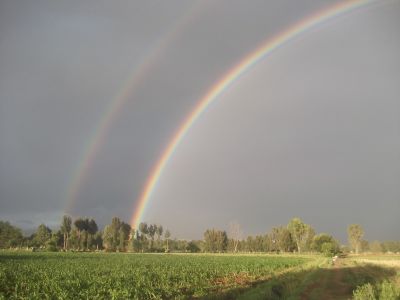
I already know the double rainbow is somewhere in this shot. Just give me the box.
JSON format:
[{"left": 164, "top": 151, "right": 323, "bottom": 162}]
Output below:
[
  {"left": 130, "top": 0, "right": 376, "bottom": 229},
  {"left": 64, "top": 2, "right": 206, "bottom": 215}
]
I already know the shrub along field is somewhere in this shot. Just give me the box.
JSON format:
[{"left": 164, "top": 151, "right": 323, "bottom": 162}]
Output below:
[{"left": 0, "top": 251, "right": 310, "bottom": 299}]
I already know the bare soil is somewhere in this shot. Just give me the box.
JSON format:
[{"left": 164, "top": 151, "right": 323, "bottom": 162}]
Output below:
[{"left": 300, "top": 259, "right": 355, "bottom": 300}]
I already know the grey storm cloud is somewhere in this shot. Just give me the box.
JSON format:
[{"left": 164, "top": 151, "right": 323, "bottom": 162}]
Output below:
[{"left": 0, "top": 0, "right": 399, "bottom": 242}]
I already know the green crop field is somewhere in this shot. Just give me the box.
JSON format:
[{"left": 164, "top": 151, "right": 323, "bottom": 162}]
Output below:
[{"left": 0, "top": 251, "right": 310, "bottom": 299}]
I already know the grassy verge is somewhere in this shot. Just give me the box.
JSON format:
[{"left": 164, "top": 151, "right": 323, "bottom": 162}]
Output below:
[
  {"left": 349, "top": 256, "right": 400, "bottom": 300},
  {"left": 203, "top": 256, "right": 328, "bottom": 299},
  {"left": 213, "top": 255, "right": 400, "bottom": 300}
]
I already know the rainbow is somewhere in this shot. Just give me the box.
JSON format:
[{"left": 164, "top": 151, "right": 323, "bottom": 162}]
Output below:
[
  {"left": 130, "top": 0, "right": 377, "bottom": 229},
  {"left": 64, "top": 2, "right": 207, "bottom": 215}
]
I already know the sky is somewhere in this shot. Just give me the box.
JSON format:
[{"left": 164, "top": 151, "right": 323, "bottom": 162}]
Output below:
[{"left": 0, "top": 0, "right": 399, "bottom": 242}]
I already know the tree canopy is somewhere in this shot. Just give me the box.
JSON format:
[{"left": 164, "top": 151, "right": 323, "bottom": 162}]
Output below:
[
  {"left": 347, "top": 224, "right": 364, "bottom": 254},
  {"left": 0, "top": 221, "right": 23, "bottom": 248}
]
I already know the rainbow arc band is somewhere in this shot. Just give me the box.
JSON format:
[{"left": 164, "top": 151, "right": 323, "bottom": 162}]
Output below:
[
  {"left": 130, "top": 0, "right": 375, "bottom": 229},
  {"left": 64, "top": 2, "right": 205, "bottom": 215}
]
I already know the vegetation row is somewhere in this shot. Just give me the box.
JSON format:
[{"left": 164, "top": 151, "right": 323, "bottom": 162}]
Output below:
[{"left": 1, "top": 217, "right": 398, "bottom": 256}]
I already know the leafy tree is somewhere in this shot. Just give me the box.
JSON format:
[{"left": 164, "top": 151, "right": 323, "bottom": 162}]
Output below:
[
  {"left": 204, "top": 229, "right": 227, "bottom": 252},
  {"left": 164, "top": 229, "right": 171, "bottom": 252},
  {"left": 130, "top": 228, "right": 145, "bottom": 253},
  {"left": 369, "top": 241, "right": 382, "bottom": 253},
  {"left": 204, "top": 229, "right": 215, "bottom": 252},
  {"left": 156, "top": 225, "right": 163, "bottom": 240},
  {"left": 80, "top": 230, "right": 88, "bottom": 250},
  {"left": 93, "top": 231, "right": 103, "bottom": 250},
  {"left": 60, "top": 215, "right": 72, "bottom": 250},
  {"left": 87, "top": 219, "right": 98, "bottom": 235},
  {"left": 87, "top": 218, "right": 98, "bottom": 250},
  {"left": 137, "top": 222, "right": 150, "bottom": 251},
  {"left": 101, "top": 217, "right": 130, "bottom": 251},
  {"left": 33, "top": 224, "right": 52, "bottom": 248},
  {"left": 119, "top": 229, "right": 126, "bottom": 251},
  {"left": 148, "top": 224, "right": 157, "bottom": 249},
  {"left": 302, "top": 225, "right": 315, "bottom": 252},
  {"left": 53, "top": 230, "right": 64, "bottom": 249},
  {"left": 227, "top": 238, "right": 236, "bottom": 252},
  {"left": 148, "top": 224, "right": 156, "bottom": 238},
  {"left": 347, "top": 224, "right": 364, "bottom": 254},
  {"left": 255, "top": 235, "right": 265, "bottom": 252},
  {"left": 246, "top": 236, "right": 255, "bottom": 252},
  {"left": 321, "top": 242, "right": 338, "bottom": 257},
  {"left": 155, "top": 225, "right": 163, "bottom": 248},
  {"left": 0, "top": 221, "right": 23, "bottom": 248},
  {"left": 311, "top": 233, "right": 338, "bottom": 253},
  {"left": 216, "top": 230, "right": 228, "bottom": 252},
  {"left": 269, "top": 226, "right": 295, "bottom": 252},
  {"left": 111, "top": 217, "right": 121, "bottom": 231},
  {"left": 168, "top": 239, "right": 190, "bottom": 252},
  {"left": 102, "top": 225, "right": 115, "bottom": 251},
  {"left": 139, "top": 222, "right": 148, "bottom": 238},
  {"left": 361, "top": 239, "right": 369, "bottom": 252},
  {"left": 74, "top": 218, "right": 86, "bottom": 233},
  {"left": 74, "top": 217, "right": 86, "bottom": 249},
  {"left": 130, "top": 228, "right": 137, "bottom": 240},
  {"left": 186, "top": 241, "right": 200, "bottom": 253},
  {"left": 72, "top": 217, "right": 98, "bottom": 250},
  {"left": 46, "top": 232, "right": 62, "bottom": 251},
  {"left": 102, "top": 218, "right": 118, "bottom": 251},
  {"left": 69, "top": 228, "right": 79, "bottom": 250},
  {"left": 287, "top": 218, "right": 314, "bottom": 253},
  {"left": 119, "top": 222, "right": 131, "bottom": 251},
  {"left": 381, "top": 241, "right": 400, "bottom": 253},
  {"left": 119, "top": 223, "right": 131, "bottom": 239},
  {"left": 245, "top": 235, "right": 267, "bottom": 252},
  {"left": 228, "top": 222, "right": 243, "bottom": 253}
]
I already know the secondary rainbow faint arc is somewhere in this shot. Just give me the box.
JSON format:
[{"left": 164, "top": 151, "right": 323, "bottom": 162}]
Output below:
[
  {"left": 130, "top": 0, "right": 376, "bottom": 229},
  {"left": 64, "top": 1, "right": 206, "bottom": 215}
]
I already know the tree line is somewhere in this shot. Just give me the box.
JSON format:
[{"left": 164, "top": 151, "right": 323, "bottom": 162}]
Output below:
[
  {"left": 0, "top": 217, "right": 399, "bottom": 255},
  {"left": 202, "top": 218, "right": 339, "bottom": 255},
  {"left": 0, "top": 217, "right": 172, "bottom": 253}
]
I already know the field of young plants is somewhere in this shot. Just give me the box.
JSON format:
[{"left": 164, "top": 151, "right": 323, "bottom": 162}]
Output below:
[{"left": 0, "top": 251, "right": 310, "bottom": 299}]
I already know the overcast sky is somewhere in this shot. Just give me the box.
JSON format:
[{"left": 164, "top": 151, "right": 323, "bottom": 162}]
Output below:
[{"left": 0, "top": 0, "right": 399, "bottom": 242}]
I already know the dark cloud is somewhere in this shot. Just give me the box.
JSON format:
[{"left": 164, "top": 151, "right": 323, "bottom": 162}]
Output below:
[{"left": 0, "top": 0, "right": 399, "bottom": 242}]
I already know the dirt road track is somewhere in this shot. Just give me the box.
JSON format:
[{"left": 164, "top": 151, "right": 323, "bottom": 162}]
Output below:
[{"left": 300, "top": 259, "right": 353, "bottom": 300}]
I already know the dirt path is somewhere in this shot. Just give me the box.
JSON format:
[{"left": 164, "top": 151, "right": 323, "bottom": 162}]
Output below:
[
  {"left": 300, "top": 259, "right": 353, "bottom": 300},
  {"left": 235, "top": 257, "right": 396, "bottom": 300}
]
